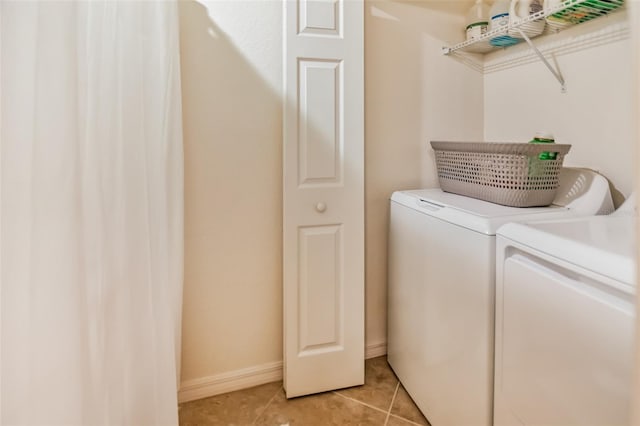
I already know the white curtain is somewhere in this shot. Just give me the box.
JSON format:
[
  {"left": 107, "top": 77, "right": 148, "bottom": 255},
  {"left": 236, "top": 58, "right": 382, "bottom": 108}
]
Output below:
[{"left": 1, "top": 1, "right": 183, "bottom": 424}]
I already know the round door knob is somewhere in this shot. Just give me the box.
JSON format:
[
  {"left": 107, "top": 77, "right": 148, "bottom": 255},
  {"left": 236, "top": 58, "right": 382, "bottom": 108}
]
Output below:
[{"left": 315, "top": 202, "right": 327, "bottom": 213}]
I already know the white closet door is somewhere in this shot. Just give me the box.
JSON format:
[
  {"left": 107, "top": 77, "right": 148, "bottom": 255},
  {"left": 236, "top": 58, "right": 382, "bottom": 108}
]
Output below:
[{"left": 283, "top": 0, "right": 364, "bottom": 398}]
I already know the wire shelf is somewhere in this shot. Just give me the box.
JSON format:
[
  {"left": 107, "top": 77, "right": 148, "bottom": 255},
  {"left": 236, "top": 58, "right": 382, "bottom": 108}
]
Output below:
[{"left": 443, "top": 0, "right": 624, "bottom": 55}]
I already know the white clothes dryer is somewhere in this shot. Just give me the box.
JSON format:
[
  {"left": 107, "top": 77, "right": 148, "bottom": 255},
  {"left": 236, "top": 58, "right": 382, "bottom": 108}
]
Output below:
[
  {"left": 387, "top": 168, "right": 614, "bottom": 426},
  {"left": 494, "top": 209, "right": 636, "bottom": 426}
]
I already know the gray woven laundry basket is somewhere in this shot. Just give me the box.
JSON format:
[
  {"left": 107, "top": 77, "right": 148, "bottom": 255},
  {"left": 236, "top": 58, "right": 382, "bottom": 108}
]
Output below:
[{"left": 430, "top": 141, "right": 572, "bottom": 207}]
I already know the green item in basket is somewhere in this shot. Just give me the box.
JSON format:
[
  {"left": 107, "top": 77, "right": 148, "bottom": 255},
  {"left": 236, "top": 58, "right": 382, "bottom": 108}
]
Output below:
[{"left": 529, "top": 132, "right": 557, "bottom": 160}]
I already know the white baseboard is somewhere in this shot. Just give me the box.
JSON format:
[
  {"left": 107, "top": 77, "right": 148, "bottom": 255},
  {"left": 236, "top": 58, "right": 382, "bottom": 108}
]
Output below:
[
  {"left": 178, "top": 360, "right": 283, "bottom": 403},
  {"left": 178, "top": 341, "right": 387, "bottom": 403},
  {"left": 365, "top": 341, "right": 387, "bottom": 359}
]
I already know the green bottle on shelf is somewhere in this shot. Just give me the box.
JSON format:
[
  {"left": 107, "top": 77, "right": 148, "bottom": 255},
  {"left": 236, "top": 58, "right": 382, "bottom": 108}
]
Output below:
[
  {"left": 465, "top": 0, "right": 490, "bottom": 41},
  {"left": 529, "top": 131, "right": 557, "bottom": 160}
]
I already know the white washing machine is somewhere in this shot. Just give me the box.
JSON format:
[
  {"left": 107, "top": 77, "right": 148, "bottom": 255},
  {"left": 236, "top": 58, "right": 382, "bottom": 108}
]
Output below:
[
  {"left": 387, "top": 168, "right": 614, "bottom": 426},
  {"left": 493, "top": 204, "right": 636, "bottom": 426}
]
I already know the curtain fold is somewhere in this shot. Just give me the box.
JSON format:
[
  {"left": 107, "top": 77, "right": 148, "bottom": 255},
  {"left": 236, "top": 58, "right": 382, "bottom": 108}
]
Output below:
[{"left": 1, "top": 1, "right": 184, "bottom": 424}]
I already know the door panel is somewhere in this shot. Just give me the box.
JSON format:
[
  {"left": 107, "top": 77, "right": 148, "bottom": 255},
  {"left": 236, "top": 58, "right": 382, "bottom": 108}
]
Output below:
[
  {"left": 283, "top": 0, "right": 363, "bottom": 398},
  {"left": 298, "top": 0, "right": 342, "bottom": 37},
  {"left": 298, "top": 225, "right": 343, "bottom": 355},
  {"left": 298, "top": 59, "right": 342, "bottom": 186}
]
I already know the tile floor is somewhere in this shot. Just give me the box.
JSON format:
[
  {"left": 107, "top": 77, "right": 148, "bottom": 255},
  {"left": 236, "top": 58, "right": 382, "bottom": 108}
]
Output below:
[{"left": 179, "top": 356, "right": 430, "bottom": 426}]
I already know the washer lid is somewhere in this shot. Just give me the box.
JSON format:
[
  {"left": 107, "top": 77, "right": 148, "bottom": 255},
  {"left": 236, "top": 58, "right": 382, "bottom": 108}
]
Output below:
[
  {"left": 498, "top": 216, "right": 636, "bottom": 286},
  {"left": 391, "top": 189, "right": 573, "bottom": 235}
]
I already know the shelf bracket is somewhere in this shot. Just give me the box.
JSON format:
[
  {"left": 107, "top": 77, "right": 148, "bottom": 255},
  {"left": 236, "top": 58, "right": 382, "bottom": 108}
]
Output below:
[{"left": 514, "top": 28, "right": 566, "bottom": 93}]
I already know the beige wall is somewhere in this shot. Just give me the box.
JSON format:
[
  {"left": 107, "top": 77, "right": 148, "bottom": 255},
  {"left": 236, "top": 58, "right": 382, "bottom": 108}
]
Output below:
[
  {"left": 364, "top": 0, "right": 484, "bottom": 347},
  {"left": 484, "top": 14, "right": 635, "bottom": 200},
  {"left": 179, "top": 0, "right": 483, "bottom": 387},
  {"left": 179, "top": 0, "right": 283, "bottom": 383}
]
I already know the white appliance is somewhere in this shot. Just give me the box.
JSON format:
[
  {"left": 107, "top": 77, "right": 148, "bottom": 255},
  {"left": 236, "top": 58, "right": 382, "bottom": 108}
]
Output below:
[
  {"left": 387, "top": 168, "right": 613, "bottom": 426},
  {"left": 493, "top": 205, "right": 636, "bottom": 426}
]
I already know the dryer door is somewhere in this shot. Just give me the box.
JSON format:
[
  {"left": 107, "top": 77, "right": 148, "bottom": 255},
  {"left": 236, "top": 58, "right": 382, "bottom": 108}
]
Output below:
[{"left": 495, "top": 248, "right": 635, "bottom": 426}]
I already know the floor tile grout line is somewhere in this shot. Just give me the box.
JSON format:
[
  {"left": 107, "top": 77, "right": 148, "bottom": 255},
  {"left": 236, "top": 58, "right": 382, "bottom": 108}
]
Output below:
[
  {"left": 251, "top": 385, "right": 282, "bottom": 425},
  {"left": 331, "top": 391, "right": 390, "bottom": 416},
  {"left": 384, "top": 382, "right": 400, "bottom": 426},
  {"left": 388, "top": 413, "right": 429, "bottom": 426}
]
